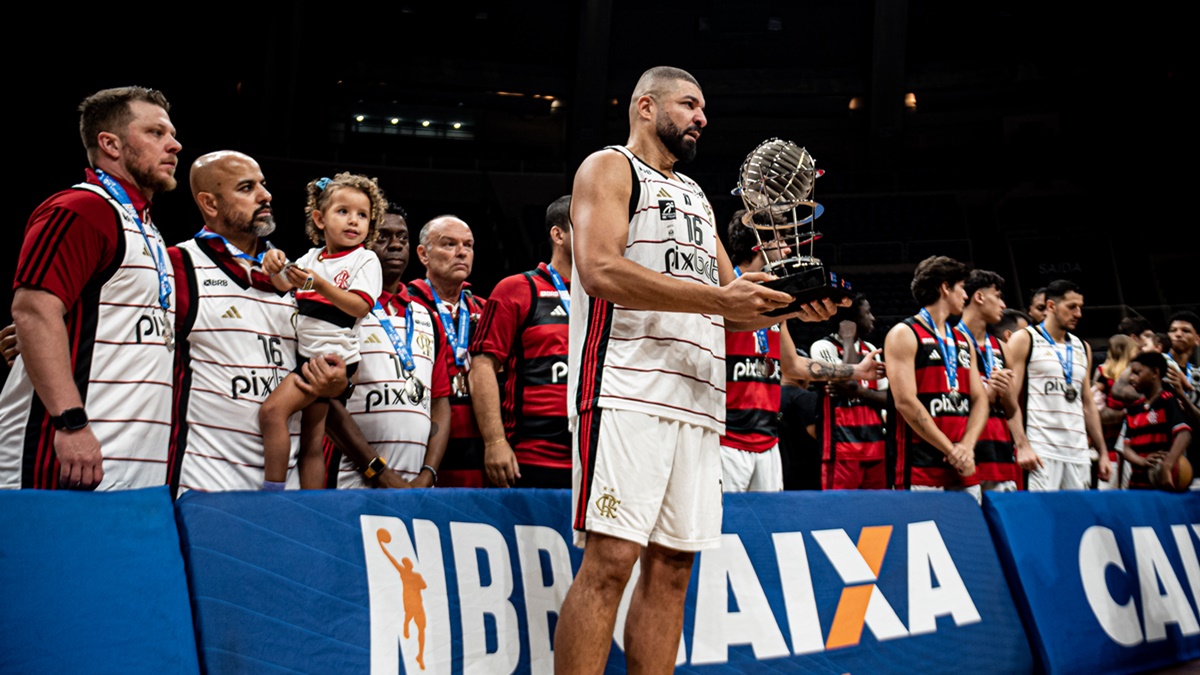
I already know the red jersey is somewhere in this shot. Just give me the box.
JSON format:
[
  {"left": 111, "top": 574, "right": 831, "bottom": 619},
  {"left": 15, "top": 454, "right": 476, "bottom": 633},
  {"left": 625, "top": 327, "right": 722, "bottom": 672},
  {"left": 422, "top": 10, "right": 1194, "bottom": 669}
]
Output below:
[
  {"left": 889, "top": 317, "right": 980, "bottom": 489},
  {"left": 812, "top": 335, "right": 887, "bottom": 462},
  {"left": 1124, "top": 391, "right": 1191, "bottom": 489},
  {"left": 469, "top": 263, "right": 570, "bottom": 469},
  {"left": 721, "top": 324, "right": 781, "bottom": 453},
  {"left": 408, "top": 279, "right": 487, "bottom": 478},
  {"left": 971, "top": 333, "right": 1021, "bottom": 485},
  {"left": 12, "top": 169, "right": 133, "bottom": 304}
]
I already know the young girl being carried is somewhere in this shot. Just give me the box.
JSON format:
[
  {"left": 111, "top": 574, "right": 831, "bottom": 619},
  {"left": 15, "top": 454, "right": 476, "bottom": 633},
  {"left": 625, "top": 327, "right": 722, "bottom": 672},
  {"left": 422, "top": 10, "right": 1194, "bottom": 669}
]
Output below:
[{"left": 259, "top": 173, "right": 386, "bottom": 490}]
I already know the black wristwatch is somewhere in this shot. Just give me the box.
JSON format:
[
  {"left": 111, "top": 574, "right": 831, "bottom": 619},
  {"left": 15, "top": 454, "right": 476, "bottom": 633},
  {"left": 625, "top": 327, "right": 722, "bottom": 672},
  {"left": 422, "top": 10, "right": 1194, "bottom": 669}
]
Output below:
[{"left": 50, "top": 407, "right": 89, "bottom": 431}]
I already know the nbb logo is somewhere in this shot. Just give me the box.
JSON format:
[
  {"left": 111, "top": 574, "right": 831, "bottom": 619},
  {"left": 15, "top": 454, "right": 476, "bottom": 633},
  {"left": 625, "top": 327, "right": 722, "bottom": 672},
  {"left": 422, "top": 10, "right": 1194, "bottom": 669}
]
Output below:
[
  {"left": 361, "top": 517, "right": 981, "bottom": 674},
  {"left": 1080, "top": 524, "right": 1200, "bottom": 646}
]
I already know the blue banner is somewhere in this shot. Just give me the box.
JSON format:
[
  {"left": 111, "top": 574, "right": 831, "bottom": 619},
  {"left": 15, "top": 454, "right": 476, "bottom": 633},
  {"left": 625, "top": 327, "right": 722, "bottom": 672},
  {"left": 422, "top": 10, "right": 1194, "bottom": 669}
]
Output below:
[
  {"left": 0, "top": 487, "right": 198, "bottom": 675},
  {"left": 983, "top": 491, "right": 1200, "bottom": 675},
  {"left": 176, "top": 489, "right": 1030, "bottom": 674}
]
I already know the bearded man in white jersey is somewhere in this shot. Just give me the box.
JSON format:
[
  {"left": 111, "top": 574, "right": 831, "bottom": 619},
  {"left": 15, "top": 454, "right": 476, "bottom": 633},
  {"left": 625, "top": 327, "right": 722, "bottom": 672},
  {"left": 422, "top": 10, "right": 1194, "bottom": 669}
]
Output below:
[
  {"left": 166, "top": 151, "right": 348, "bottom": 495},
  {"left": 555, "top": 65, "right": 844, "bottom": 674},
  {"left": 1007, "top": 279, "right": 1111, "bottom": 490},
  {"left": 1, "top": 87, "right": 180, "bottom": 491}
]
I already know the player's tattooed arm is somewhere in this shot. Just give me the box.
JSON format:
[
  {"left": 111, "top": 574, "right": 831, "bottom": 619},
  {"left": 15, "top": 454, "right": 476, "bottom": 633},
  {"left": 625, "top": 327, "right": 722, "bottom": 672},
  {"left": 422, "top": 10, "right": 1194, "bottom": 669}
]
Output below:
[{"left": 805, "top": 360, "right": 857, "bottom": 380}]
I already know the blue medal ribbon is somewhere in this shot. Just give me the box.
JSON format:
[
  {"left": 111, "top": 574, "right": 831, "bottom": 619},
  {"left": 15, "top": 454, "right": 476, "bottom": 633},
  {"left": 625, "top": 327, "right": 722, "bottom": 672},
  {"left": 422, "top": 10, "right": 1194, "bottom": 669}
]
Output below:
[
  {"left": 546, "top": 264, "right": 570, "bottom": 315},
  {"left": 194, "top": 227, "right": 269, "bottom": 264},
  {"left": 428, "top": 282, "right": 471, "bottom": 367},
  {"left": 957, "top": 320, "right": 994, "bottom": 378},
  {"left": 95, "top": 170, "right": 173, "bottom": 349},
  {"left": 920, "top": 308, "right": 959, "bottom": 392},
  {"left": 734, "top": 267, "right": 769, "bottom": 355},
  {"left": 373, "top": 299, "right": 416, "bottom": 373},
  {"left": 1037, "top": 322, "right": 1074, "bottom": 388}
]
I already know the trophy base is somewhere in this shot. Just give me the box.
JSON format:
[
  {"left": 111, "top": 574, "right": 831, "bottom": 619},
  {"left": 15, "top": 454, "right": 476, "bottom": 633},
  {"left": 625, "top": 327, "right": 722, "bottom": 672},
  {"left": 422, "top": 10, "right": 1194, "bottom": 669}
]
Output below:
[{"left": 758, "top": 264, "right": 853, "bottom": 317}]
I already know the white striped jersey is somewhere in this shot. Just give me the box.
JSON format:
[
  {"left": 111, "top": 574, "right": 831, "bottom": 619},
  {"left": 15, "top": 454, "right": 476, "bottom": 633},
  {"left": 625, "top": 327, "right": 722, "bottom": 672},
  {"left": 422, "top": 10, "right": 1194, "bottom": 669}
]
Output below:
[
  {"left": 168, "top": 239, "right": 300, "bottom": 494},
  {"left": 568, "top": 145, "right": 727, "bottom": 434},
  {"left": 0, "top": 182, "right": 175, "bottom": 490},
  {"left": 1022, "top": 325, "right": 1090, "bottom": 464},
  {"left": 294, "top": 245, "right": 382, "bottom": 365},
  {"left": 336, "top": 298, "right": 441, "bottom": 488}
]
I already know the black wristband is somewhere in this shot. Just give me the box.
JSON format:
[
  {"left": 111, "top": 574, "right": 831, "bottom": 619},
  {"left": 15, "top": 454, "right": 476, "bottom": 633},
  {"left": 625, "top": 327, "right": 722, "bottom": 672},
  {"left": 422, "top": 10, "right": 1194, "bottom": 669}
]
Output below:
[{"left": 50, "top": 407, "right": 89, "bottom": 431}]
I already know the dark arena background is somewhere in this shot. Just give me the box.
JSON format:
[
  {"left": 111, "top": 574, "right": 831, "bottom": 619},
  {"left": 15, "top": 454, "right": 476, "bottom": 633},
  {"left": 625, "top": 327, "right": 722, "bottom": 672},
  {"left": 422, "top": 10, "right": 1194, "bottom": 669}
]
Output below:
[{"left": 1, "top": 0, "right": 1194, "bottom": 349}]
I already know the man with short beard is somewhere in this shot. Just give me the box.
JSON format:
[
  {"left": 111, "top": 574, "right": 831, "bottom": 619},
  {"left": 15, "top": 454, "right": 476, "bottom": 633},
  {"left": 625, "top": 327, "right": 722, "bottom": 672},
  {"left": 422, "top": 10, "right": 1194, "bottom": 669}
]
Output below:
[
  {"left": 1007, "top": 279, "right": 1112, "bottom": 490},
  {"left": 0, "top": 87, "right": 182, "bottom": 490},
  {"left": 555, "top": 65, "right": 841, "bottom": 674},
  {"left": 165, "top": 150, "right": 347, "bottom": 495}
]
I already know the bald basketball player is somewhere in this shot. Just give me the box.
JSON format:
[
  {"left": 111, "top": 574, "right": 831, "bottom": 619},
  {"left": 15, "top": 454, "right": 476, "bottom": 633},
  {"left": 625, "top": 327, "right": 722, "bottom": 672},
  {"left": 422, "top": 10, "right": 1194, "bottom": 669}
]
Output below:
[{"left": 166, "top": 151, "right": 346, "bottom": 495}]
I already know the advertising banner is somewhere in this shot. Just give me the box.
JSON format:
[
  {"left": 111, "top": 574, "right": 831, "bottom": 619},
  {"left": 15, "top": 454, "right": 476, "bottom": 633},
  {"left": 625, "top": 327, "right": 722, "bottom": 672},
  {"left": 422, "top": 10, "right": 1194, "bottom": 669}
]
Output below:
[
  {"left": 984, "top": 491, "right": 1200, "bottom": 674},
  {"left": 177, "top": 489, "right": 1030, "bottom": 674}
]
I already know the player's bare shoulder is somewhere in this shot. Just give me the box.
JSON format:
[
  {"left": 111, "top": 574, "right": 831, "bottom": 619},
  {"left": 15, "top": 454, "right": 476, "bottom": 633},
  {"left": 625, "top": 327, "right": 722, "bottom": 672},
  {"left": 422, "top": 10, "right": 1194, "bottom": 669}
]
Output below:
[
  {"left": 571, "top": 149, "right": 634, "bottom": 231},
  {"left": 577, "top": 147, "right": 632, "bottom": 183},
  {"left": 884, "top": 320, "right": 917, "bottom": 352},
  {"left": 1006, "top": 327, "right": 1032, "bottom": 360}
]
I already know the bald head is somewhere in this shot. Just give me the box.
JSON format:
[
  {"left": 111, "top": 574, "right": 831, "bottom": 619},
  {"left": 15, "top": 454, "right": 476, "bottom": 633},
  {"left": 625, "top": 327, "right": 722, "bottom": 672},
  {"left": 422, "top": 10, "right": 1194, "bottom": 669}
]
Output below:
[
  {"left": 418, "top": 215, "right": 470, "bottom": 248},
  {"left": 189, "top": 150, "right": 274, "bottom": 243},
  {"left": 190, "top": 150, "right": 254, "bottom": 201},
  {"left": 628, "top": 66, "right": 700, "bottom": 123},
  {"left": 416, "top": 215, "right": 475, "bottom": 288}
]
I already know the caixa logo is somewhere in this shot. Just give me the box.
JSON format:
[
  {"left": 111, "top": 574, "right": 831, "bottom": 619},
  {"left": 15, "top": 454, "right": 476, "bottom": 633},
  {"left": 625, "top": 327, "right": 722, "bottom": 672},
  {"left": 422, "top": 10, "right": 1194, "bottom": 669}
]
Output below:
[
  {"left": 682, "top": 521, "right": 980, "bottom": 665},
  {"left": 360, "top": 517, "right": 980, "bottom": 673},
  {"left": 1080, "top": 524, "right": 1200, "bottom": 646}
]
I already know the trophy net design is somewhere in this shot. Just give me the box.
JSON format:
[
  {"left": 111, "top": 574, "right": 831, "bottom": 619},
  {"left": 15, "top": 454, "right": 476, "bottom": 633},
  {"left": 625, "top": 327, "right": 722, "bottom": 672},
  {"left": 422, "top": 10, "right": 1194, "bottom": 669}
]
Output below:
[{"left": 734, "top": 138, "right": 852, "bottom": 316}]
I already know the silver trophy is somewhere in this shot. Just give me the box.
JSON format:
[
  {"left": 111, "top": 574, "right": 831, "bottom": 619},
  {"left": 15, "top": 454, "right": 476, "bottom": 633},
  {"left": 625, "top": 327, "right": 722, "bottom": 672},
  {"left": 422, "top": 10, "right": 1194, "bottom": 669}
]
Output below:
[{"left": 733, "top": 138, "right": 852, "bottom": 316}]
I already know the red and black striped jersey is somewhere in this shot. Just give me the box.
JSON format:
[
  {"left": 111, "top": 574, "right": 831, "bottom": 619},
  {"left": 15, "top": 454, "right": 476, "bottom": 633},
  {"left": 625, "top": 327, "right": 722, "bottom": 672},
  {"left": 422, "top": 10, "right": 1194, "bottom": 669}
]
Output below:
[
  {"left": 1124, "top": 391, "right": 1191, "bottom": 489},
  {"left": 971, "top": 333, "right": 1020, "bottom": 484},
  {"left": 409, "top": 279, "right": 487, "bottom": 476},
  {"left": 889, "top": 316, "right": 980, "bottom": 489},
  {"left": 720, "top": 324, "right": 781, "bottom": 453},
  {"left": 470, "top": 263, "right": 570, "bottom": 469},
  {"left": 811, "top": 335, "right": 887, "bottom": 462}
]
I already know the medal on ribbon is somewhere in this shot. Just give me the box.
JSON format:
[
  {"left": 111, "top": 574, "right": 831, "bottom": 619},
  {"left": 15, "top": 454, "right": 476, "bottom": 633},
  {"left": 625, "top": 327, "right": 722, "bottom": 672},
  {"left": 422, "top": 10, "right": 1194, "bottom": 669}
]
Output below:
[
  {"left": 1037, "top": 323, "right": 1077, "bottom": 402},
  {"left": 920, "top": 308, "right": 960, "bottom": 400},
  {"left": 96, "top": 170, "right": 174, "bottom": 351}
]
